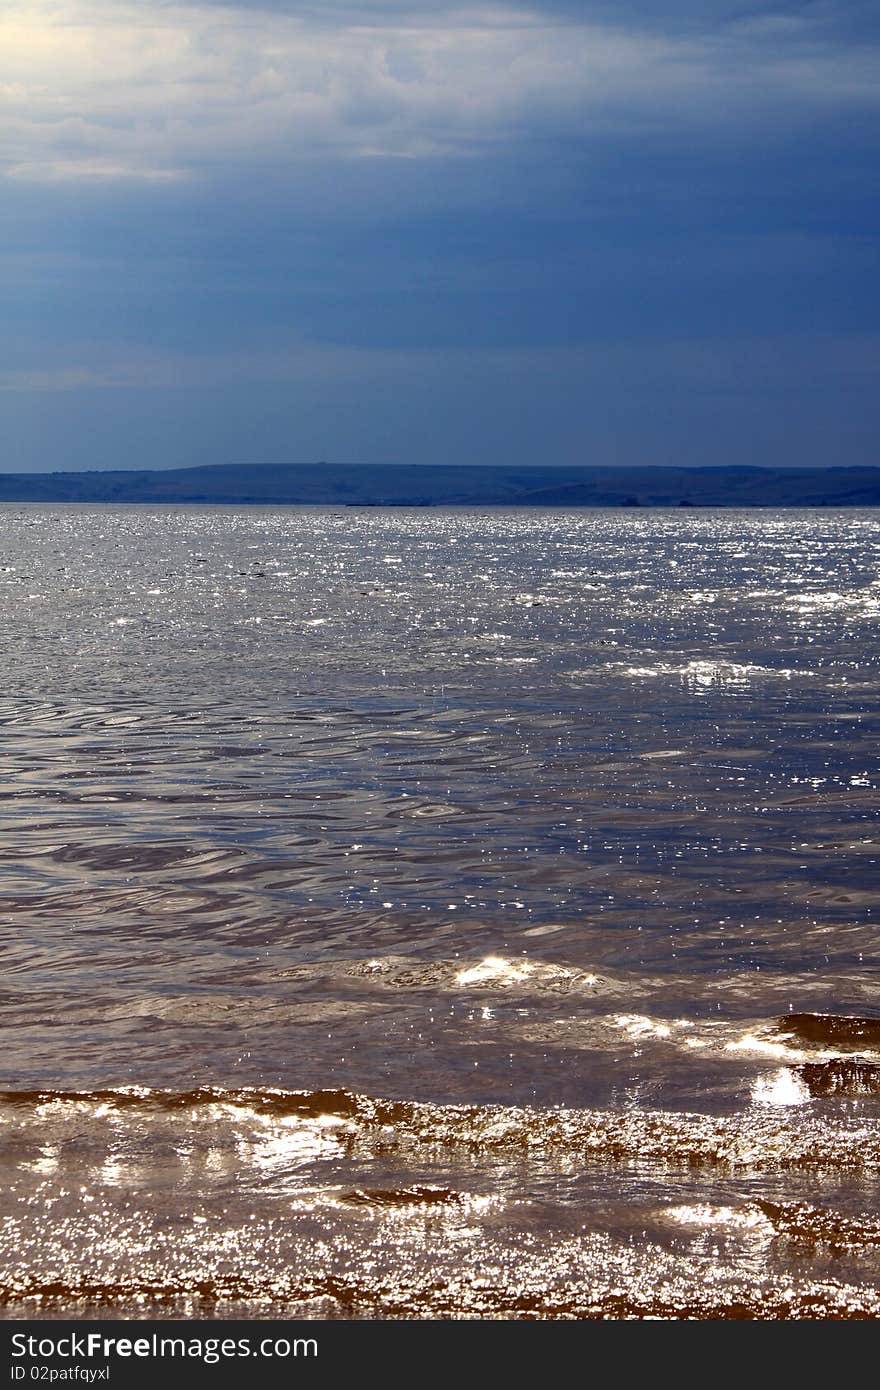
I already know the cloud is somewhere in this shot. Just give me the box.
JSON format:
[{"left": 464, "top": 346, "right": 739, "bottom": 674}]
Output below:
[
  {"left": 3, "top": 1, "right": 877, "bottom": 185},
  {"left": 2, "top": 2, "right": 877, "bottom": 474},
  {"left": 6, "top": 159, "right": 187, "bottom": 184},
  {"left": 3, "top": 331, "right": 877, "bottom": 395},
  {"left": 4, "top": 332, "right": 878, "bottom": 474}
]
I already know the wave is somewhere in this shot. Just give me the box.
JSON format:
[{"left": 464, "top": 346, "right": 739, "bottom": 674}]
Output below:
[
  {"left": 773, "top": 1014, "right": 880, "bottom": 1050},
  {"left": 755, "top": 1199, "right": 880, "bottom": 1252},
  {"left": 3, "top": 1085, "right": 880, "bottom": 1172},
  {"left": 338, "top": 1185, "right": 465, "bottom": 1208},
  {"left": 798, "top": 1061, "right": 880, "bottom": 1098},
  {"left": 4, "top": 1086, "right": 880, "bottom": 1320},
  {"left": 3, "top": 1200, "right": 878, "bottom": 1320},
  {"left": 3, "top": 1271, "right": 877, "bottom": 1320}
]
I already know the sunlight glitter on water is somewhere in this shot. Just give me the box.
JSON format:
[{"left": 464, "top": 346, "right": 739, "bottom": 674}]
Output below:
[
  {"left": 0, "top": 504, "right": 877, "bottom": 1318},
  {"left": 750, "top": 1070, "right": 812, "bottom": 1108}
]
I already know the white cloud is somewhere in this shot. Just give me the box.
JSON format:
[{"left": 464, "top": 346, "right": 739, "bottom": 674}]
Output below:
[
  {"left": 2, "top": 0, "right": 876, "bottom": 185},
  {"left": 6, "top": 158, "right": 187, "bottom": 183}
]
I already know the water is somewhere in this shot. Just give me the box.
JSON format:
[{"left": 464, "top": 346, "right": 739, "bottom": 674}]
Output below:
[{"left": 0, "top": 503, "right": 878, "bottom": 1319}]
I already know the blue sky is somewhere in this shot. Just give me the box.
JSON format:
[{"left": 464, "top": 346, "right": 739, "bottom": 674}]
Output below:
[{"left": 2, "top": 1, "right": 878, "bottom": 471}]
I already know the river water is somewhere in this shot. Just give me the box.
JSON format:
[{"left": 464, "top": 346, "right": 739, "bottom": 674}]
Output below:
[{"left": 0, "top": 504, "right": 878, "bottom": 1318}]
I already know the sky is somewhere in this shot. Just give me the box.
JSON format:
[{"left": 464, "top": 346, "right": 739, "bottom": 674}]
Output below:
[{"left": 1, "top": 0, "right": 878, "bottom": 472}]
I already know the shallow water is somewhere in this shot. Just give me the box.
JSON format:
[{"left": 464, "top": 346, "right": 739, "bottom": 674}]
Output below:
[{"left": 0, "top": 504, "right": 877, "bottom": 1318}]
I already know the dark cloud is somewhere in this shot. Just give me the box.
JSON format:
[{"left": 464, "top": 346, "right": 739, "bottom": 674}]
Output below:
[
  {"left": 192, "top": 0, "right": 880, "bottom": 41},
  {"left": 1, "top": 0, "right": 878, "bottom": 470}
]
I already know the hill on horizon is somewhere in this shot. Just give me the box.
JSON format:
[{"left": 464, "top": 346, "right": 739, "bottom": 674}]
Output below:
[{"left": 0, "top": 462, "right": 878, "bottom": 508}]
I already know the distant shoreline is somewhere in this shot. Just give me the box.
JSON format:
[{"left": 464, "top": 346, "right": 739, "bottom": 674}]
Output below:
[{"left": 0, "top": 462, "right": 878, "bottom": 508}]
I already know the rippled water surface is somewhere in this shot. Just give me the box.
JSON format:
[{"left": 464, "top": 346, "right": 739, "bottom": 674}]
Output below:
[{"left": 0, "top": 504, "right": 878, "bottom": 1318}]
